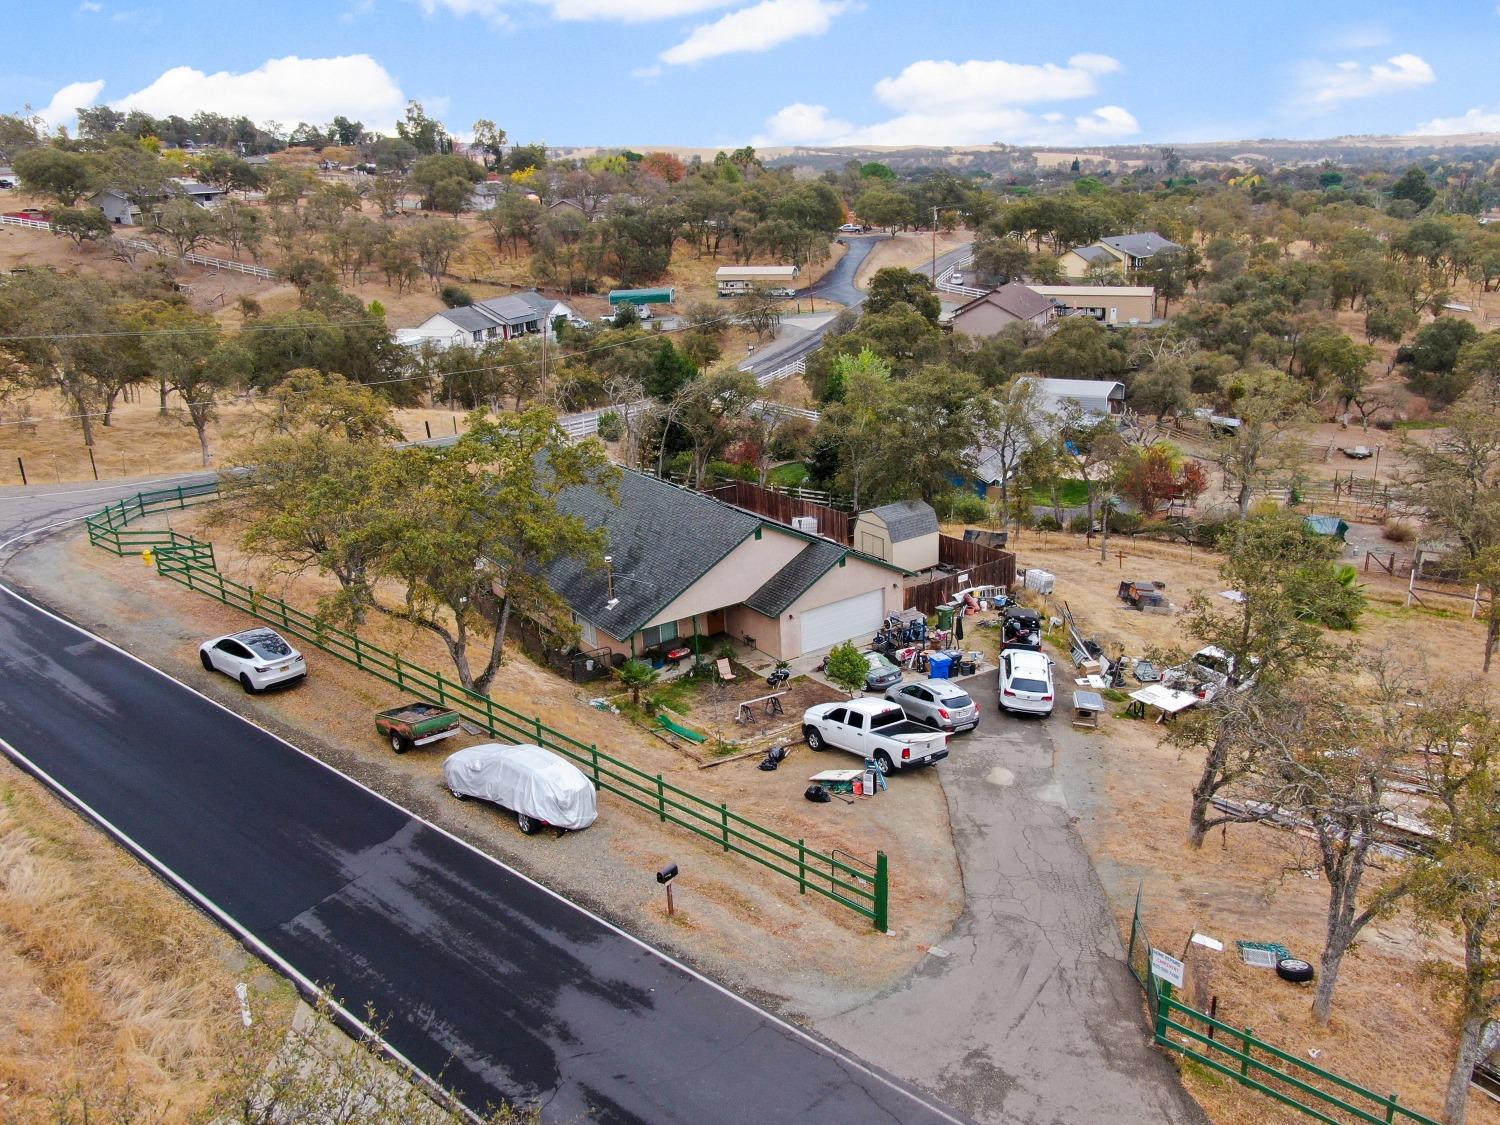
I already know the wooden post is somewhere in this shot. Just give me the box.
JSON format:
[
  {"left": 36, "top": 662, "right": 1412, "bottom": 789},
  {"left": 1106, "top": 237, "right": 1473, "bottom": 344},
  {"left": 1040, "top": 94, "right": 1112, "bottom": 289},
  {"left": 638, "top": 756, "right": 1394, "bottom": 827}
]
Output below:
[
  {"left": 16, "top": 457, "right": 25, "bottom": 485},
  {"left": 665, "top": 883, "right": 674, "bottom": 917}
]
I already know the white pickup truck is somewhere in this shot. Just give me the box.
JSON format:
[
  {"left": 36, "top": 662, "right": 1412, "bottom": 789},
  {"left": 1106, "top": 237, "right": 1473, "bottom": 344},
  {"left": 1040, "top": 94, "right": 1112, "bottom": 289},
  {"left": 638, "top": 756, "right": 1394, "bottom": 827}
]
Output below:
[{"left": 802, "top": 698, "right": 949, "bottom": 776}]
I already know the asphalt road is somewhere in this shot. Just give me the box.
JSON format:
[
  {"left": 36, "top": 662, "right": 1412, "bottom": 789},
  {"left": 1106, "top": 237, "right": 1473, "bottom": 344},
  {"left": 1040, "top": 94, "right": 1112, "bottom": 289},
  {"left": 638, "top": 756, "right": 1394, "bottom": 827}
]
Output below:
[
  {"left": 0, "top": 485, "right": 966, "bottom": 1124},
  {"left": 817, "top": 675, "right": 1206, "bottom": 1125}
]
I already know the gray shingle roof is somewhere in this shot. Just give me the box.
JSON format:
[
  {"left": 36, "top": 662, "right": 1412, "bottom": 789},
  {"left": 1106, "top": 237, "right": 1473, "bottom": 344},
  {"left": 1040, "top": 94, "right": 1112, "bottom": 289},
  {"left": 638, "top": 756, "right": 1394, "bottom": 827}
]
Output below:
[
  {"left": 1072, "top": 244, "right": 1114, "bottom": 263},
  {"left": 743, "top": 540, "right": 847, "bottom": 617},
  {"left": 1100, "top": 232, "right": 1181, "bottom": 259},
  {"left": 866, "top": 500, "right": 938, "bottom": 543},
  {"left": 546, "top": 469, "right": 762, "bottom": 639},
  {"left": 439, "top": 305, "right": 503, "bottom": 334},
  {"left": 477, "top": 295, "right": 541, "bottom": 324}
]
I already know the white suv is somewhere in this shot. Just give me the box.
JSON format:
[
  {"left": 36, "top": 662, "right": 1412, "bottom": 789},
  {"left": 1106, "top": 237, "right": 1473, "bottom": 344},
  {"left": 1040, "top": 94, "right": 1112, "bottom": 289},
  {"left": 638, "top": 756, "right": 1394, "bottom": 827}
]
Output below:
[
  {"left": 999, "top": 649, "right": 1054, "bottom": 716},
  {"left": 200, "top": 628, "right": 307, "bottom": 692}
]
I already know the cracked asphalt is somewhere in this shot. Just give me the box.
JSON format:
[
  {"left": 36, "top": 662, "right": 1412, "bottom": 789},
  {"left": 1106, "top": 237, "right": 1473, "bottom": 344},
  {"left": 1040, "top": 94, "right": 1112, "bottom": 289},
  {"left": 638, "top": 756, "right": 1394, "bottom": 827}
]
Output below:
[{"left": 814, "top": 674, "right": 1206, "bottom": 1125}]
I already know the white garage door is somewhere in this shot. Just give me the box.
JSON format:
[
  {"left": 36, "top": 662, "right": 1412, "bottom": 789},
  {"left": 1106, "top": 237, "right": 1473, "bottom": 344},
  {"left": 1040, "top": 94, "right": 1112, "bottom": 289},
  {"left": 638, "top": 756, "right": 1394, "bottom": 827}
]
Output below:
[{"left": 798, "top": 589, "right": 885, "bottom": 654}]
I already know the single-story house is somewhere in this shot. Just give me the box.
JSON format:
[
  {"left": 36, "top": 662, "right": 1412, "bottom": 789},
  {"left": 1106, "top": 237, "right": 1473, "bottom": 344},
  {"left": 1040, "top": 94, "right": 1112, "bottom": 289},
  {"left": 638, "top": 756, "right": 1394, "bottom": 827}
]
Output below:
[
  {"left": 853, "top": 501, "right": 940, "bottom": 572},
  {"left": 170, "top": 180, "right": 227, "bottom": 208},
  {"left": 544, "top": 468, "right": 910, "bottom": 662},
  {"left": 547, "top": 198, "right": 592, "bottom": 220},
  {"left": 397, "top": 293, "right": 568, "bottom": 349},
  {"left": 951, "top": 283, "right": 1059, "bottom": 336},
  {"left": 1017, "top": 376, "right": 1126, "bottom": 418},
  {"left": 716, "top": 265, "right": 800, "bottom": 297},
  {"left": 89, "top": 188, "right": 142, "bottom": 226},
  {"left": 1059, "top": 232, "right": 1182, "bottom": 279},
  {"left": 1028, "top": 284, "right": 1157, "bottom": 326}
]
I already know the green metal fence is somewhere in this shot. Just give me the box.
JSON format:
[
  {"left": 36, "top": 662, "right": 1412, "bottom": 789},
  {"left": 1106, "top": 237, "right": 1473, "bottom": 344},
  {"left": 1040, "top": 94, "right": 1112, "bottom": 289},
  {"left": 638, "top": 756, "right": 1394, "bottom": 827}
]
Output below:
[
  {"left": 1126, "top": 887, "right": 1438, "bottom": 1125},
  {"left": 85, "top": 483, "right": 889, "bottom": 930}
]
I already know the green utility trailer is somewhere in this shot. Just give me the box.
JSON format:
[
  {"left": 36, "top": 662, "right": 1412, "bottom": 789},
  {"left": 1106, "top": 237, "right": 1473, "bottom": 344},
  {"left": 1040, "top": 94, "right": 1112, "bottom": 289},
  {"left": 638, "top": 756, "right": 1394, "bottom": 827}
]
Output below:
[{"left": 375, "top": 702, "right": 463, "bottom": 754}]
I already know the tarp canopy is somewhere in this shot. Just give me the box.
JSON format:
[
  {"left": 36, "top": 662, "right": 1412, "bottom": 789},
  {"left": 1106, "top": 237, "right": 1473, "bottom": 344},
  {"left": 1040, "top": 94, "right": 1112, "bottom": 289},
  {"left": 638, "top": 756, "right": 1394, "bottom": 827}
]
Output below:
[
  {"left": 443, "top": 743, "right": 598, "bottom": 830},
  {"left": 609, "top": 287, "right": 675, "bottom": 306},
  {"left": 1304, "top": 514, "right": 1349, "bottom": 540}
]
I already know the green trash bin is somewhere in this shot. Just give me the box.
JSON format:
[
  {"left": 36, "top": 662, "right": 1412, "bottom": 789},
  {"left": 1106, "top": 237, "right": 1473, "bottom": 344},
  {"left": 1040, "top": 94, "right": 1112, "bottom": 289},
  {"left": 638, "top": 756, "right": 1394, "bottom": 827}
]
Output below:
[{"left": 936, "top": 605, "right": 954, "bottom": 631}]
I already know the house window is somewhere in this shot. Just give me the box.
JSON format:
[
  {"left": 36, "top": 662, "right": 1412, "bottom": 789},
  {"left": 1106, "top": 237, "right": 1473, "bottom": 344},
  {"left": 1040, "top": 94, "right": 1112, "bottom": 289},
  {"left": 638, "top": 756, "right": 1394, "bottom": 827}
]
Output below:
[{"left": 639, "top": 621, "right": 679, "bottom": 649}]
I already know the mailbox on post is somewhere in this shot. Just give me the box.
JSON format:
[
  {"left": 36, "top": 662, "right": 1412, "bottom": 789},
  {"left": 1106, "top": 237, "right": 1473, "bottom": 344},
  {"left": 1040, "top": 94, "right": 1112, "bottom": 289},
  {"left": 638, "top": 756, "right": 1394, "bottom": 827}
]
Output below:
[{"left": 656, "top": 863, "right": 679, "bottom": 915}]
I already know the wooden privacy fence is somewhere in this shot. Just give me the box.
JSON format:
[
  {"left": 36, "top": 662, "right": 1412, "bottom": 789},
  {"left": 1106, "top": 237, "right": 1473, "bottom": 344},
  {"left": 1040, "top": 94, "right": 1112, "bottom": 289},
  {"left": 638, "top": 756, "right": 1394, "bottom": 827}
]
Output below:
[
  {"left": 1126, "top": 887, "right": 1438, "bottom": 1125},
  {"left": 708, "top": 480, "right": 853, "bottom": 542},
  {"left": 85, "top": 483, "right": 889, "bottom": 930},
  {"left": 904, "top": 535, "right": 1017, "bottom": 615}
]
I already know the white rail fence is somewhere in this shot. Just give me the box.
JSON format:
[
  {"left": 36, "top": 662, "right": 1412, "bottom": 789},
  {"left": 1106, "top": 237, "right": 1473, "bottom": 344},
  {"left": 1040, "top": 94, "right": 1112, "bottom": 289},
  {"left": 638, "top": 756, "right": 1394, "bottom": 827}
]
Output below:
[
  {"left": 2, "top": 215, "right": 273, "bottom": 278},
  {"left": 935, "top": 253, "right": 984, "bottom": 297},
  {"left": 756, "top": 356, "right": 806, "bottom": 387}
]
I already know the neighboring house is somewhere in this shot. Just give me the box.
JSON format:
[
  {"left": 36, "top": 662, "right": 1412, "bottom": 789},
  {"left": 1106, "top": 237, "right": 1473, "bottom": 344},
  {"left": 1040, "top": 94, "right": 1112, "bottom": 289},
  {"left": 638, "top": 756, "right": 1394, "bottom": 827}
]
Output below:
[
  {"left": 468, "top": 180, "right": 507, "bottom": 211},
  {"left": 170, "top": 180, "right": 227, "bottom": 208},
  {"left": 1059, "top": 232, "right": 1182, "bottom": 279},
  {"left": 1018, "top": 376, "right": 1126, "bottom": 417},
  {"left": 950, "top": 282, "right": 1059, "bottom": 336},
  {"left": 1028, "top": 284, "right": 1157, "bottom": 326},
  {"left": 853, "top": 501, "right": 940, "bottom": 572},
  {"left": 716, "top": 265, "right": 800, "bottom": 297},
  {"left": 398, "top": 294, "right": 546, "bottom": 349},
  {"left": 547, "top": 198, "right": 591, "bottom": 220},
  {"left": 89, "top": 189, "right": 142, "bottom": 226},
  {"left": 544, "top": 468, "right": 910, "bottom": 661},
  {"left": 511, "top": 289, "right": 584, "bottom": 334}
]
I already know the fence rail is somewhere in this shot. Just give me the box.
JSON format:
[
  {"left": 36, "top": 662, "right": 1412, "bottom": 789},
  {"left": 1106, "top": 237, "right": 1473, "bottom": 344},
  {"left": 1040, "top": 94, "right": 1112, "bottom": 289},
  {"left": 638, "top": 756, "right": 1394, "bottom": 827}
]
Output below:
[
  {"left": 182, "top": 251, "right": 273, "bottom": 278},
  {"left": 756, "top": 357, "right": 806, "bottom": 387},
  {"left": 707, "top": 479, "right": 853, "bottom": 542},
  {"left": 0, "top": 214, "right": 50, "bottom": 230},
  {"left": 1125, "top": 887, "right": 1438, "bottom": 1125},
  {"left": 84, "top": 482, "right": 888, "bottom": 929}
]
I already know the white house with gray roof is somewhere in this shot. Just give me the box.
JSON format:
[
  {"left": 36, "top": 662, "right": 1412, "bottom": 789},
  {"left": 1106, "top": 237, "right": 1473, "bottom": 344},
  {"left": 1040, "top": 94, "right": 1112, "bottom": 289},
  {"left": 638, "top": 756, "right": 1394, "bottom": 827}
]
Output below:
[
  {"left": 396, "top": 291, "right": 578, "bottom": 349},
  {"left": 541, "top": 468, "right": 909, "bottom": 662},
  {"left": 1060, "top": 231, "right": 1182, "bottom": 279}
]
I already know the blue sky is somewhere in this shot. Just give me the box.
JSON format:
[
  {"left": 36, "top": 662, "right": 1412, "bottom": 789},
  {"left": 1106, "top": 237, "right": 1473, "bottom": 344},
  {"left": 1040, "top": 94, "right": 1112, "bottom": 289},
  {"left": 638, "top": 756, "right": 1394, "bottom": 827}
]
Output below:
[{"left": 5, "top": 0, "right": 1500, "bottom": 149}]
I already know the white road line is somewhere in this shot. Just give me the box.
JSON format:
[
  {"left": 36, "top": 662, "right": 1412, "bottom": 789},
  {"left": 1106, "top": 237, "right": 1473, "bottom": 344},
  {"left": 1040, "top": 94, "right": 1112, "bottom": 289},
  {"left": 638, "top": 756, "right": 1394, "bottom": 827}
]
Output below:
[{"left": 0, "top": 580, "right": 966, "bottom": 1125}]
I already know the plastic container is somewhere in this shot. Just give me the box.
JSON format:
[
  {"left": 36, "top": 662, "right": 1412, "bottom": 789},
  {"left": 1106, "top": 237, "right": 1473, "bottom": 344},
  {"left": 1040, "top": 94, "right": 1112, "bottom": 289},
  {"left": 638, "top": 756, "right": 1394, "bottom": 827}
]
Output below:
[
  {"left": 936, "top": 606, "right": 954, "bottom": 631},
  {"left": 928, "top": 652, "right": 953, "bottom": 679}
]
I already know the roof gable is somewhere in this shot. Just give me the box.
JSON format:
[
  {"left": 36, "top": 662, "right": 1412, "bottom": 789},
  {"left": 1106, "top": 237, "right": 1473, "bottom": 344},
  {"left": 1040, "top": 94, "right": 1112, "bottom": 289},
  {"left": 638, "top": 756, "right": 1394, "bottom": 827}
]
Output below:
[
  {"left": 955, "top": 282, "right": 1055, "bottom": 323},
  {"left": 865, "top": 500, "right": 938, "bottom": 542},
  {"left": 744, "top": 540, "right": 846, "bottom": 617}
]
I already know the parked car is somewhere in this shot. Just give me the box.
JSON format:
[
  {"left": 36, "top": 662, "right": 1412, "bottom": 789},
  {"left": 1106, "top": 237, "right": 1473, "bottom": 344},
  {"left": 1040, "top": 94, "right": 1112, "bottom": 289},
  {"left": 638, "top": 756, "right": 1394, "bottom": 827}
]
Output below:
[
  {"left": 950, "top": 273, "right": 965, "bottom": 285},
  {"left": 863, "top": 651, "right": 904, "bottom": 691},
  {"left": 838, "top": 222, "right": 863, "bottom": 233},
  {"left": 885, "top": 679, "right": 980, "bottom": 733},
  {"left": 199, "top": 627, "right": 306, "bottom": 692},
  {"left": 443, "top": 743, "right": 598, "bottom": 834},
  {"left": 999, "top": 649, "right": 1055, "bottom": 716},
  {"left": 802, "top": 698, "right": 948, "bottom": 775},
  {"left": 375, "top": 702, "right": 462, "bottom": 754}
]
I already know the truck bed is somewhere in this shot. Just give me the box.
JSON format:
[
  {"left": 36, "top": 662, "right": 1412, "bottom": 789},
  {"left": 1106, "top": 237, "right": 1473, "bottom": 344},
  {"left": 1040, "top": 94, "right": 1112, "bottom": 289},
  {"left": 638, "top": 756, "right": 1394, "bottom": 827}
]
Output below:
[{"left": 874, "top": 719, "right": 945, "bottom": 741}]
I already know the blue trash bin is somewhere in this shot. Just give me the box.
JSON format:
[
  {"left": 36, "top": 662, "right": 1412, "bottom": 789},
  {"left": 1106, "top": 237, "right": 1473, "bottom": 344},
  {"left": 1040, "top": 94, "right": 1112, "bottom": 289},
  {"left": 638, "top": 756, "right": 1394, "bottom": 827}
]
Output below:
[{"left": 928, "top": 652, "right": 952, "bottom": 680}]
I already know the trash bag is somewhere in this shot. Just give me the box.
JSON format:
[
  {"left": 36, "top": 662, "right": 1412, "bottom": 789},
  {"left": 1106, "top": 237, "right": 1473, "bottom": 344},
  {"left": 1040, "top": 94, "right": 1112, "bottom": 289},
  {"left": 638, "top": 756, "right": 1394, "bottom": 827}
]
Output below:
[
  {"left": 804, "top": 784, "right": 831, "bottom": 803},
  {"left": 758, "top": 744, "right": 788, "bottom": 772}
]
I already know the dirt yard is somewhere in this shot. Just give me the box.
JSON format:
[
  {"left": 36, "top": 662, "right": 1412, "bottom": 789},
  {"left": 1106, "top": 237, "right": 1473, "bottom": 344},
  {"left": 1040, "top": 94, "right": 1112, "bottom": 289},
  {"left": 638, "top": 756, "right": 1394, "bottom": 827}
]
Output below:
[
  {"left": 0, "top": 762, "right": 297, "bottom": 1123},
  {"left": 1003, "top": 527, "right": 1500, "bottom": 1125},
  {"left": 7, "top": 513, "right": 965, "bottom": 1027}
]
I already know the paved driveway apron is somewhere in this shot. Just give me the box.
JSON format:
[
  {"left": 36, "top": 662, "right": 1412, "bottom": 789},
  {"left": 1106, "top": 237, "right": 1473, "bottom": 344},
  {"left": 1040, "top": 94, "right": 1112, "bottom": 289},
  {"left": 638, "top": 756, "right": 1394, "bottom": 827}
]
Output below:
[{"left": 815, "top": 675, "right": 1206, "bottom": 1125}]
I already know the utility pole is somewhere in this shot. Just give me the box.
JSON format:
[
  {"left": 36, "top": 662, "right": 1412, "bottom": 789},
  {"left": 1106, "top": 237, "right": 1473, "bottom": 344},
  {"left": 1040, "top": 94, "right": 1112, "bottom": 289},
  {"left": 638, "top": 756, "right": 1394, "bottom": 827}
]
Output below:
[{"left": 931, "top": 206, "right": 938, "bottom": 281}]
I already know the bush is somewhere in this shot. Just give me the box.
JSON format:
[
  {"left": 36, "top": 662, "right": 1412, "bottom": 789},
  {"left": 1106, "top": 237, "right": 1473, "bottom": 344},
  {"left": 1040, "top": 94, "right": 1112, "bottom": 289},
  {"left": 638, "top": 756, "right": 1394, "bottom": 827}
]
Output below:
[
  {"left": 1067, "top": 513, "right": 1093, "bottom": 534},
  {"left": 1373, "top": 416, "right": 1395, "bottom": 431},
  {"left": 440, "top": 285, "right": 473, "bottom": 307},
  {"left": 1035, "top": 515, "right": 1062, "bottom": 532},
  {"left": 934, "top": 489, "right": 988, "bottom": 524},
  {"left": 596, "top": 410, "right": 624, "bottom": 442},
  {"left": 770, "top": 416, "right": 815, "bottom": 462},
  {"left": 1108, "top": 510, "right": 1144, "bottom": 535},
  {"left": 1383, "top": 517, "right": 1416, "bottom": 543}
]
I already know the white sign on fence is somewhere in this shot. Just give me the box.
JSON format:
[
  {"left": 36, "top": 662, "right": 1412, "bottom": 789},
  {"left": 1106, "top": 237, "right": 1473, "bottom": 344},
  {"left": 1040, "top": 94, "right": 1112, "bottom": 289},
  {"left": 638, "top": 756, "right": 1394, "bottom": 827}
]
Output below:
[{"left": 1150, "top": 948, "right": 1186, "bottom": 988}]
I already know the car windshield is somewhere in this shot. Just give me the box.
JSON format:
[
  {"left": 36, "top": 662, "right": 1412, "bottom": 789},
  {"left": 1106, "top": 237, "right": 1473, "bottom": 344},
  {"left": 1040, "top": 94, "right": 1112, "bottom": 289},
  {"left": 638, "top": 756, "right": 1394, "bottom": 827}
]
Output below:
[
  {"left": 944, "top": 692, "right": 974, "bottom": 709},
  {"left": 1010, "top": 677, "right": 1049, "bottom": 694},
  {"left": 242, "top": 631, "right": 293, "bottom": 659},
  {"left": 868, "top": 654, "right": 896, "bottom": 672}
]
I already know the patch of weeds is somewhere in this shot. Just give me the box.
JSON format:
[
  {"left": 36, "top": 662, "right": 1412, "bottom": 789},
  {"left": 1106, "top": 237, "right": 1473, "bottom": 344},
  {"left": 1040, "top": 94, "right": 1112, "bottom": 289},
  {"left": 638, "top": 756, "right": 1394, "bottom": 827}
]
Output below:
[{"left": 1101, "top": 688, "right": 1129, "bottom": 703}]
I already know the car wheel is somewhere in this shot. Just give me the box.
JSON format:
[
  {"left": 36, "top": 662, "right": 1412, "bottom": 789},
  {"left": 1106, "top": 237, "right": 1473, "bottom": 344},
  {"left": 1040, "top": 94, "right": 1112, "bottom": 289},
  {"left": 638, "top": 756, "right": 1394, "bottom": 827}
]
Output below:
[
  {"left": 450, "top": 788, "right": 467, "bottom": 801},
  {"left": 517, "top": 812, "right": 538, "bottom": 835},
  {"left": 805, "top": 727, "right": 823, "bottom": 751},
  {"left": 1276, "top": 957, "right": 1315, "bottom": 983},
  {"left": 874, "top": 752, "right": 893, "bottom": 776},
  {"left": 239, "top": 673, "right": 257, "bottom": 694},
  {"left": 200, "top": 650, "right": 214, "bottom": 672},
  {"left": 390, "top": 732, "right": 408, "bottom": 754}
]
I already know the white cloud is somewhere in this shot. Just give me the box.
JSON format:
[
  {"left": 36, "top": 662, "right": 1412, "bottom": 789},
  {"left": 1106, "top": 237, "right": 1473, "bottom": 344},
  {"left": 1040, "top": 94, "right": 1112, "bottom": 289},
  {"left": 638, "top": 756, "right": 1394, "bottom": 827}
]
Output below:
[
  {"left": 872, "top": 53, "right": 1120, "bottom": 113},
  {"left": 1414, "top": 105, "right": 1500, "bottom": 135},
  {"left": 1328, "top": 24, "right": 1391, "bottom": 50},
  {"left": 104, "top": 55, "right": 408, "bottom": 130},
  {"left": 78, "top": 1, "right": 103, "bottom": 11},
  {"left": 660, "top": 0, "right": 850, "bottom": 66},
  {"left": 1301, "top": 53, "right": 1434, "bottom": 106},
  {"left": 753, "top": 51, "right": 1138, "bottom": 147},
  {"left": 37, "top": 80, "right": 106, "bottom": 132},
  {"left": 416, "top": 0, "right": 738, "bottom": 23}
]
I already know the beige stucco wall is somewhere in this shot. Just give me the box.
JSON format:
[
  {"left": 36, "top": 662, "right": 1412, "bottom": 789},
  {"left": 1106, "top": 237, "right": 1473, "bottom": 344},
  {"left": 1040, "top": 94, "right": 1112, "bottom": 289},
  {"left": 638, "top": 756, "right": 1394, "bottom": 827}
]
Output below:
[
  {"left": 1059, "top": 246, "right": 1126, "bottom": 280},
  {"left": 952, "top": 302, "right": 1019, "bottom": 337},
  {"left": 778, "top": 556, "right": 905, "bottom": 658},
  {"left": 853, "top": 513, "right": 891, "bottom": 561},
  {"left": 642, "top": 527, "right": 803, "bottom": 630},
  {"left": 891, "top": 531, "right": 939, "bottom": 572}
]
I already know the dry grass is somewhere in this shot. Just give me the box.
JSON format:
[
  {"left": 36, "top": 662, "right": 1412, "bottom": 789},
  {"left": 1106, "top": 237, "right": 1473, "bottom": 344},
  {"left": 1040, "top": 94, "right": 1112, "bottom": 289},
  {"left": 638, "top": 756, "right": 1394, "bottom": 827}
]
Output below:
[
  {"left": 0, "top": 764, "right": 295, "bottom": 1123},
  {"left": 854, "top": 229, "right": 971, "bottom": 287},
  {"left": 994, "top": 527, "right": 1500, "bottom": 1124}
]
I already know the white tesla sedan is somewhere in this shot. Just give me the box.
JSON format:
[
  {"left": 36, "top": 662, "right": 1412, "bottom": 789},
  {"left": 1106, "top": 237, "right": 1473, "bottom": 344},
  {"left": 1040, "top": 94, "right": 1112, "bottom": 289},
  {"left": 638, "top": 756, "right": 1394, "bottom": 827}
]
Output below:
[{"left": 199, "top": 628, "right": 307, "bottom": 693}]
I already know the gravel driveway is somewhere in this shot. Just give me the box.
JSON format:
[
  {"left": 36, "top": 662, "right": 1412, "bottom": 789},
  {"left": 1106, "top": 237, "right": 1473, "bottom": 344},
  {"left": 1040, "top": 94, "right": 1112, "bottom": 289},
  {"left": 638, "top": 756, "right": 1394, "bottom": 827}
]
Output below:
[{"left": 813, "top": 674, "right": 1205, "bottom": 1125}]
